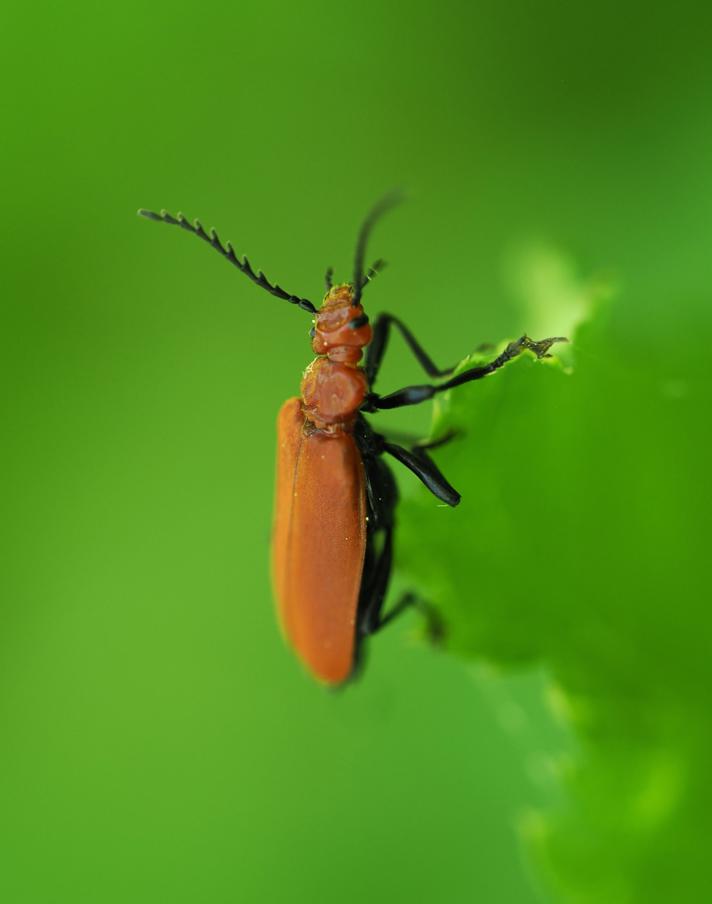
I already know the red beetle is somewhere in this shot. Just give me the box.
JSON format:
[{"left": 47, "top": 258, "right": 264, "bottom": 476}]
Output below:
[{"left": 139, "top": 198, "right": 564, "bottom": 685}]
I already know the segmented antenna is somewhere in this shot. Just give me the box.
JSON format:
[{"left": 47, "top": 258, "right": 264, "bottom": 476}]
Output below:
[
  {"left": 352, "top": 191, "right": 403, "bottom": 305},
  {"left": 137, "top": 209, "right": 317, "bottom": 314},
  {"left": 361, "top": 258, "right": 387, "bottom": 289}
]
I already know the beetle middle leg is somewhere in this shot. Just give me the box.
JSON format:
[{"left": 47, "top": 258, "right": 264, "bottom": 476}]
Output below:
[
  {"left": 356, "top": 415, "right": 461, "bottom": 508},
  {"left": 381, "top": 441, "right": 461, "bottom": 506}
]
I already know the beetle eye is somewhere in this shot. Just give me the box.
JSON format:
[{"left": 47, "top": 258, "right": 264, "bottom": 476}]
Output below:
[
  {"left": 348, "top": 314, "right": 369, "bottom": 329},
  {"left": 309, "top": 327, "right": 316, "bottom": 338}
]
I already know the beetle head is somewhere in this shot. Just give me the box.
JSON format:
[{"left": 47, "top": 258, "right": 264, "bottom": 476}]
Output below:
[{"left": 311, "top": 284, "right": 372, "bottom": 363}]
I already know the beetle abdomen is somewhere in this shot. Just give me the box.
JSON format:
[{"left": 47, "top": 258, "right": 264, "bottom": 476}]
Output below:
[{"left": 271, "top": 398, "right": 367, "bottom": 685}]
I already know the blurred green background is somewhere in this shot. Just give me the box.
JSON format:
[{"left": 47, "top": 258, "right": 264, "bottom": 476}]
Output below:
[{"left": 3, "top": 2, "right": 712, "bottom": 902}]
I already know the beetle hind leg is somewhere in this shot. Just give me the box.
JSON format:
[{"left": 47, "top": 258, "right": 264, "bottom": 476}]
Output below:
[
  {"left": 357, "top": 527, "right": 395, "bottom": 639},
  {"left": 352, "top": 525, "right": 445, "bottom": 683},
  {"left": 376, "top": 592, "right": 445, "bottom": 644}
]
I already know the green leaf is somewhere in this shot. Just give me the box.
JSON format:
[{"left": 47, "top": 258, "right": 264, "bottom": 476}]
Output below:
[{"left": 398, "top": 248, "right": 711, "bottom": 903}]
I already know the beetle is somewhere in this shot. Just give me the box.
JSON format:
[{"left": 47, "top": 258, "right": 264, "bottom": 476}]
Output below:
[{"left": 138, "top": 196, "right": 564, "bottom": 685}]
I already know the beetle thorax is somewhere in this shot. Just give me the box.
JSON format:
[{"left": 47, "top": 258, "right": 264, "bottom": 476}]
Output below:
[{"left": 300, "top": 284, "right": 371, "bottom": 431}]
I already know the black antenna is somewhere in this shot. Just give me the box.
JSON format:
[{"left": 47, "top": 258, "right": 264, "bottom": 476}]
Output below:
[
  {"left": 352, "top": 191, "right": 403, "bottom": 305},
  {"left": 361, "top": 258, "right": 387, "bottom": 289},
  {"left": 138, "top": 209, "right": 317, "bottom": 314}
]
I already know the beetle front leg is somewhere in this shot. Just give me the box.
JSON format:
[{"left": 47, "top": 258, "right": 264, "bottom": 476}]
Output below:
[
  {"left": 364, "top": 334, "right": 567, "bottom": 411},
  {"left": 366, "top": 313, "right": 460, "bottom": 387}
]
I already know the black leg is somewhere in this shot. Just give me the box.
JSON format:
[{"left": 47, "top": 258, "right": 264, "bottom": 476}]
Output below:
[
  {"left": 324, "top": 266, "right": 334, "bottom": 290},
  {"left": 365, "top": 313, "right": 460, "bottom": 387},
  {"left": 382, "top": 442, "right": 461, "bottom": 506},
  {"left": 358, "top": 527, "right": 395, "bottom": 637},
  {"left": 375, "top": 592, "right": 445, "bottom": 643},
  {"left": 352, "top": 532, "right": 444, "bottom": 684},
  {"left": 349, "top": 445, "right": 398, "bottom": 682},
  {"left": 349, "top": 414, "right": 448, "bottom": 682},
  {"left": 357, "top": 537, "right": 444, "bottom": 643},
  {"left": 355, "top": 414, "right": 461, "bottom": 508},
  {"left": 373, "top": 590, "right": 413, "bottom": 631},
  {"left": 365, "top": 335, "right": 567, "bottom": 411}
]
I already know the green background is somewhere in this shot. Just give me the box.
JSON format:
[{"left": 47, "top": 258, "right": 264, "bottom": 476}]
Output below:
[{"left": 3, "top": 2, "right": 711, "bottom": 902}]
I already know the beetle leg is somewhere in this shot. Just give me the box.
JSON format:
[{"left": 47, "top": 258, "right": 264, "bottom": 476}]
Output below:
[
  {"left": 363, "top": 583, "right": 445, "bottom": 643},
  {"left": 375, "top": 593, "right": 445, "bottom": 644},
  {"left": 356, "top": 414, "right": 460, "bottom": 507},
  {"left": 358, "top": 527, "right": 395, "bottom": 638},
  {"left": 373, "top": 589, "right": 413, "bottom": 631},
  {"left": 364, "top": 334, "right": 568, "bottom": 410},
  {"left": 382, "top": 442, "right": 461, "bottom": 507},
  {"left": 349, "top": 522, "right": 395, "bottom": 683},
  {"left": 351, "top": 442, "right": 398, "bottom": 679},
  {"left": 358, "top": 540, "right": 445, "bottom": 647},
  {"left": 351, "top": 435, "right": 446, "bottom": 682},
  {"left": 365, "top": 313, "right": 460, "bottom": 388}
]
